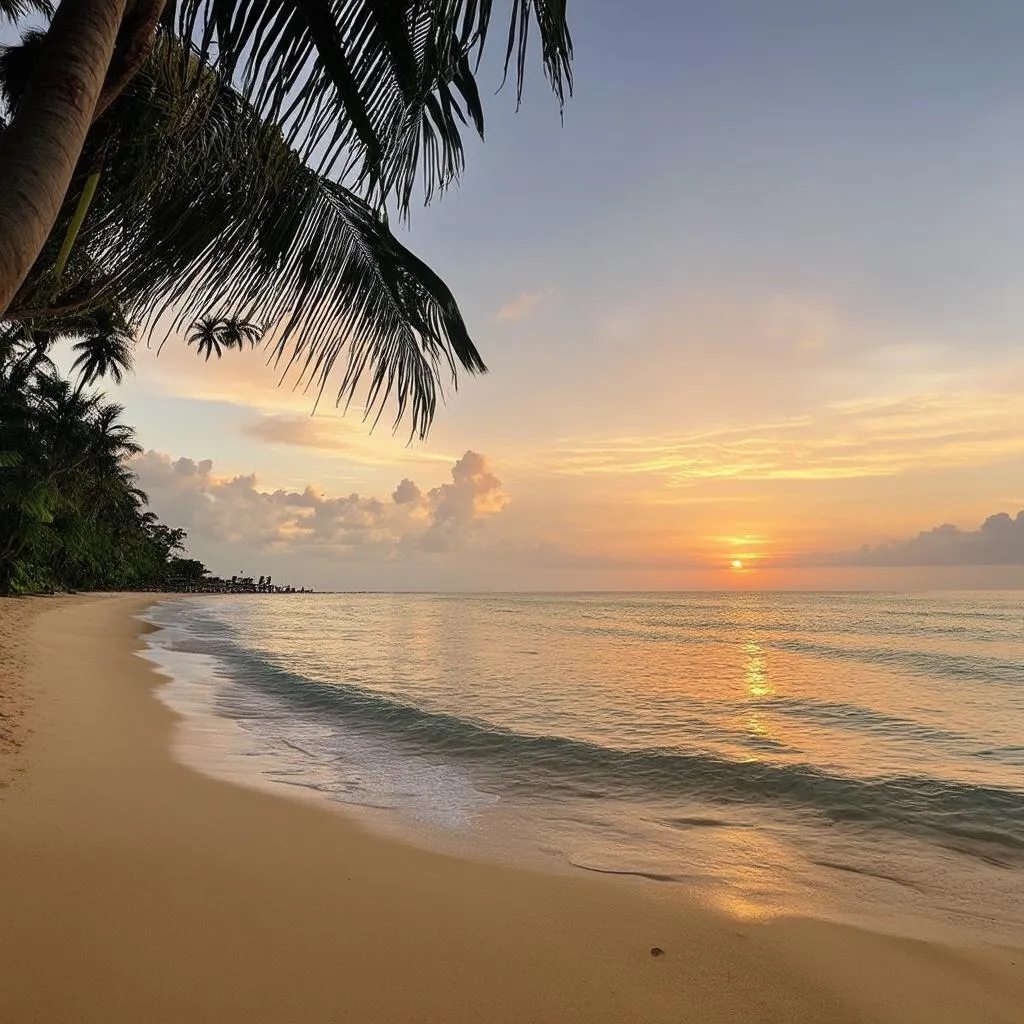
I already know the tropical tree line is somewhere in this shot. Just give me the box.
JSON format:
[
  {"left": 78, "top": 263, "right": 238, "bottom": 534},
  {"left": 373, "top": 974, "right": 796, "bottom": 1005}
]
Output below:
[{"left": 0, "top": 320, "right": 207, "bottom": 593}]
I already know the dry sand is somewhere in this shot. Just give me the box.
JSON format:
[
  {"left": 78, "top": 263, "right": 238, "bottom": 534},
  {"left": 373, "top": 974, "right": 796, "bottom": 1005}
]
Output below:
[{"left": 0, "top": 593, "right": 1021, "bottom": 1023}]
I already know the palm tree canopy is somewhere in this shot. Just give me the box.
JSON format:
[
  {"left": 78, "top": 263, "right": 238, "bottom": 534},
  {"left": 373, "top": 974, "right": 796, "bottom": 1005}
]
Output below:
[
  {"left": 70, "top": 309, "right": 135, "bottom": 387},
  {"left": 0, "top": 0, "right": 572, "bottom": 426},
  {"left": 0, "top": 2, "right": 573, "bottom": 437},
  {"left": 2, "top": 32, "right": 495, "bottom": 436},
  {"left": 168, "top": 0, "right": 573, "bottom": 212},
  {"left": 186, "top": 315, "right": 262, "bottom": 361}
]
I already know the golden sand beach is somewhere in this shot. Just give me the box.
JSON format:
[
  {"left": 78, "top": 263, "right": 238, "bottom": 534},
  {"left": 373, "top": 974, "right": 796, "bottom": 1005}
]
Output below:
[{"left": 1, "top": 594, "right": 1021, "bottom": 1023}]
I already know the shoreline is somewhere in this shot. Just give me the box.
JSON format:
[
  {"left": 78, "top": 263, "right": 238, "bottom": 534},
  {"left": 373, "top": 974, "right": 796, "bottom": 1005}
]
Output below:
[
  {"left": 144, "top": 592, "right": 1024, "bottom": 951},
  {"left": 1, "top": 595, "right": 1022, "bottom": 1022}
]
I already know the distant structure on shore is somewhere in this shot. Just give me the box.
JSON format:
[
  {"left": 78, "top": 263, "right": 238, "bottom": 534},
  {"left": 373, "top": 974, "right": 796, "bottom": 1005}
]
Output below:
[{"left": 161, "top": 574, "right": 312, "bottom": 595}]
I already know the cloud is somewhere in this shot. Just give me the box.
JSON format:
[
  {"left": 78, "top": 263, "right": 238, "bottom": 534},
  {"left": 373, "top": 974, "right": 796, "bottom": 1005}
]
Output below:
[
  {"left": 242, "top": 413, "right": 354, "bottom": 451},
  {"left": 241, "top": 412, "right": 460, "bottom": 468},
  {"left": 417, "top": 450, "right": 509, "bottom": 552},
  {"left": 837, "top": 511, "right": 1024, "bottom": 566},
  {"left": 132, "top": 449, "right": 508, "bottom": 561},
  {"left": 391, "top": 479, "right": 422, "bottom": 505},
  {"left": 530, "top": 391, "right": 1024, "bottom": 485},
  {"left": 495, "top": 288, "right": 553, "bottom": 322}
]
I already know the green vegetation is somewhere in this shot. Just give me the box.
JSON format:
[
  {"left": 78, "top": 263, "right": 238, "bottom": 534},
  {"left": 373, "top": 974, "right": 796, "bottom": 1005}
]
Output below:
[{"left": 0, "top": 322, "right": 204, "bottom": 593}]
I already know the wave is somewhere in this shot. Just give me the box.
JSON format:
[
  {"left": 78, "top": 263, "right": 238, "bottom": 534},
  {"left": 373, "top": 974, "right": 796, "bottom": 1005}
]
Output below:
[
  {"left": 809, "top": 859, "right": 923, "bottom": 891},
  {"left": 770, "top": 637, "right": 1021, "bottom": 686},
  {"left": 194, "top": 631, "right": 1024, "bottom": 863},
  {"left": 755, "top": 695, "right": 971, "bottom": 743}
]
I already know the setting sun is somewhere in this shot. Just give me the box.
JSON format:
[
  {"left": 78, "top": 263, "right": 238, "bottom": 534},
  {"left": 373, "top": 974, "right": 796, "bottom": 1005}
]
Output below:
[{"left": 731, "top": 559, "right": 744, "bottom": 570}]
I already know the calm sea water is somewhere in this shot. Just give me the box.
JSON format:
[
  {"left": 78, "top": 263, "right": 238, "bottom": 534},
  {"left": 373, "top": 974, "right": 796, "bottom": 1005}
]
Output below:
[{"left": 142, "top": 592, "right": 1024, "bottom": 944}]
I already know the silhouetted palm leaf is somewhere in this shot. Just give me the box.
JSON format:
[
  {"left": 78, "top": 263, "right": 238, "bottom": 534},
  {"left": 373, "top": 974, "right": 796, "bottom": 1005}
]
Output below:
[
  {"left": 169, "top": 0, "right": 573, "bottom": 211},
  {"left": 0, "top": 0, "right": 52, "bottom": 22},
  {"left": 1, "top": 2, "right": 573, "bottom": 438},
  {"left": 5, "top": 34, "right": 495, "bottom": 436}
]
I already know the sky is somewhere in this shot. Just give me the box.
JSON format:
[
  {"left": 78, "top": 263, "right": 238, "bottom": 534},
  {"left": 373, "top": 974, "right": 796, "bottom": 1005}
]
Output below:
[{"left": 83, "top": 1, "right": 1024, "bottom": 589}]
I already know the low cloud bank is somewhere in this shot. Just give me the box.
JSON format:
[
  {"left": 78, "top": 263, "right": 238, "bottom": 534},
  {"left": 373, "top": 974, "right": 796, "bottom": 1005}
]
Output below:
[
  {"left": 133, "top": 449, "right": 508, "bottom": 560},
  {"left": 838, "top": 511, "right": 1024, "bottom": 566}
]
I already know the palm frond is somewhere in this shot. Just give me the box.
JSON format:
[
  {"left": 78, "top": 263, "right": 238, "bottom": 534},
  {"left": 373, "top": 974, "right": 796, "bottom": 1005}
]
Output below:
[
  {"left": 168, "top": 0, "right": 573, "bottom": 211},
  {"left": 8, "top": 38, "right": 487, "bottom": 437},
  {"left": 0, "top": 28, "right": 40, "bottom": 112},
  {"left": 138, "top": 169, "right": 481, "bottom": 436},
  {"left": 0, "top": 0, "right": 52, "bottom": 24}
]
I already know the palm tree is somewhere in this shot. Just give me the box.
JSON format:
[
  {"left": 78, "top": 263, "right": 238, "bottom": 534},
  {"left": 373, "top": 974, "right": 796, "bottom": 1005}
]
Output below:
[
  {"left": 0, "top": 322, "right": 54, "bottom": 404},
  {"left": 0, "top": 0, "right": 572, "bottom": 356},
  {"left": 0, "top": 0, "right": 132, "bottom": 314},
  {"left": 0, "top": 26, "right": 550, "bottom": 436},
  {"left": 0, "top": 302, "right": 132, "bottom": 398},
  {"left": 185, "top": 315, "right": 262, "bottom": 361},
  {"left": 89, "top": 399, "right": 141, "bottom": 461},
  {"left": 70, "top": 305, "right": 134, "bottom": 390}
]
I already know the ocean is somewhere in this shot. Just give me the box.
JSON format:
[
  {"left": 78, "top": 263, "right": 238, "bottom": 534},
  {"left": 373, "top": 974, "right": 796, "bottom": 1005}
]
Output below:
[{"left": 141, "top": 591, "right": 1024, "bottom": 944}]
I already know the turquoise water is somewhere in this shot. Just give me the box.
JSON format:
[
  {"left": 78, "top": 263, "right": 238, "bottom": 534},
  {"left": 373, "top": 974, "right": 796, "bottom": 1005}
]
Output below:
[{"left": 142, "top": 591, "right": 1024, "bottom": 943}]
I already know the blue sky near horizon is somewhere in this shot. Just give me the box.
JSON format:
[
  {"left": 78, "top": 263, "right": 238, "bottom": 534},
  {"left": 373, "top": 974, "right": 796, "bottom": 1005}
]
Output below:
[{"left": 41, "top": 1, "right": 1024, "bottom": 588}]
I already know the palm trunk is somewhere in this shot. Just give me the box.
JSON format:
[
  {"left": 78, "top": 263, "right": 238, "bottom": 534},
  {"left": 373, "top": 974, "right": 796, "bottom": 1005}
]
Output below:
[
  {"left": 92, "top": 0, "right": 167, "bottom": 122},
  {"left": 0, "top": 0, "right": 128, "bottom": 317}
]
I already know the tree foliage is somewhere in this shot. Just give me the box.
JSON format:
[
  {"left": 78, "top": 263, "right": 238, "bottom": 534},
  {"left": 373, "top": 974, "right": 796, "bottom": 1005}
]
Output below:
[
  {"left": 0, "top": 323, "right": 202, "bottom": 593},
  {"left": 186, "top": 315, "right": 263, "bottom": 361},
  {"left": 1, "top": 1, "right": 573, "bottom": 437},
  {"left": 69, "top": 304, "right": 135, "bottom": 388},
  {"left": 169, "top": 0, "right": 573, "bottom": 213},
  {"left": 2, "top": 31, "right": 493, "bottom": 437}
]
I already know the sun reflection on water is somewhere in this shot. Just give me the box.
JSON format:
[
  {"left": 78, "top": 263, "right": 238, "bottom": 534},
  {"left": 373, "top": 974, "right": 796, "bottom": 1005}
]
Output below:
[
  {"left": 739, "top": 639, "right": 778, "bottom": 755},
  {"left": 744, "top": 640, "right": 774, "bottom": 698}
]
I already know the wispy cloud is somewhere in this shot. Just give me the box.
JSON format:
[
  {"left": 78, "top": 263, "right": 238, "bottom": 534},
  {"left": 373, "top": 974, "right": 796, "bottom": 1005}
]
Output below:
[
  {"left": 238, "top": 411, "right": 460, "bottom": 470},
  {"left": 495, "top": 288, "right": 553, "bottom": 322},
  {"left": 530, "top": 391, "right": 1024, "bottom": 484},
  {"left": 242, "top": 413, "right": 354, "bottom": 451}
]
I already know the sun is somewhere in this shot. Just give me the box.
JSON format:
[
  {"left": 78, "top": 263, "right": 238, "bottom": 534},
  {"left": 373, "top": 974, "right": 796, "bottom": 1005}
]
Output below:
[{"left": 731, "top": 559, "right": 744, "bottom": 570}]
